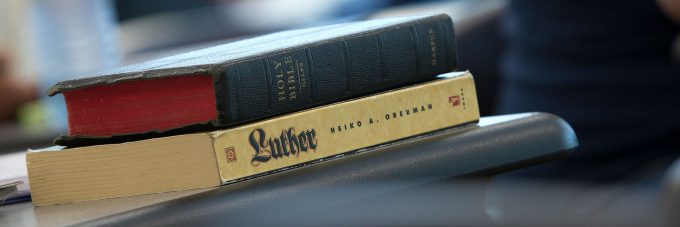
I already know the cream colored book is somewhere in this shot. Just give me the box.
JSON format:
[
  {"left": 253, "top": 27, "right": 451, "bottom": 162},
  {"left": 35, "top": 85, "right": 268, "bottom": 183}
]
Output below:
[{"left": 26, "top": 71, "right": 480, "bottom": 206}]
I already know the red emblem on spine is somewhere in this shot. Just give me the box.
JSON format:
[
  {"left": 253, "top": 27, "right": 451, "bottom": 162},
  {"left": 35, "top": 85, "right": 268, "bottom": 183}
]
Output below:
[
  {"left": 225, "top": 147, "right": 237, "bottom": 163},
  {"left": 448, "top": 96, "right": 460, "bottom": 107}
]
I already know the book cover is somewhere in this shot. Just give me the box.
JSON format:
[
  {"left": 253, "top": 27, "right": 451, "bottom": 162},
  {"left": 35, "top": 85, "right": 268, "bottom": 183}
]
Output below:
[
  {"left": 27, "top": 71, "right": 478, "bottom": 206},
  {"left": 51, "top": 14, "right": 458, "bottom": 145}
]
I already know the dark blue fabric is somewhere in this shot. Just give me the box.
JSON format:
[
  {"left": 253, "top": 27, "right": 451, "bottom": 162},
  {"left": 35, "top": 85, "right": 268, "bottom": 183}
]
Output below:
[{"left": 498, "top": 0, "right": 680, "bottom": 182}]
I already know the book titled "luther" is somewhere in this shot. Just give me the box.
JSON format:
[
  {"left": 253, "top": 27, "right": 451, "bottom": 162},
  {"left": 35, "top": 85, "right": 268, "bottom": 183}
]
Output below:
[
  {"left": 27, "top": 71, "right": 479, "bottom": 206},
  {"left": 50, "top": 14, "right": 458, "bottom": 146}
]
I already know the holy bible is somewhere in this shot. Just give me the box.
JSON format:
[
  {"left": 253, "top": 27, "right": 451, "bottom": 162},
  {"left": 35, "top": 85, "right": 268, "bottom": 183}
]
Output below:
[{"left": 50, "top": 14, "right": 457, "bottom": 145}]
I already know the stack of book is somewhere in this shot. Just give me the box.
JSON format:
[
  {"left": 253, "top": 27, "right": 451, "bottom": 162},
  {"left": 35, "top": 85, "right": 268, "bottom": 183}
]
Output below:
[{"left": 26, "top": 14, "right": 480, "bottom": 206}]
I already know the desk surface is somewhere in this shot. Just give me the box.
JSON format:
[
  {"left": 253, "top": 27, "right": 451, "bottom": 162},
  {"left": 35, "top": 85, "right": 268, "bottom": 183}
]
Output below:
[{"left": 0, "top": 112, "right": 578, "bottom": 226}]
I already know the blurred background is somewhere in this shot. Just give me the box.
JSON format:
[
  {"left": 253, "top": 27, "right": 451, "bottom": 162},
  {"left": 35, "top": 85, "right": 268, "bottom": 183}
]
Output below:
[{"left": 0, "top": 0, "right": 679, "bottom": 225}]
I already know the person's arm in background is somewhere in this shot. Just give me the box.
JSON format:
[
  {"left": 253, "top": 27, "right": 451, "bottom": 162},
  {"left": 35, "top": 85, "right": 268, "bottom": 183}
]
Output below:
[
  {"left": 0, "top": 47, "right": 37, "bottom": 123},
  {"left": 659, "top": 0, "right": 680, "bottom": 65},
  {"left": 659, "top": 0, "right": 680, "bottom": 23}
]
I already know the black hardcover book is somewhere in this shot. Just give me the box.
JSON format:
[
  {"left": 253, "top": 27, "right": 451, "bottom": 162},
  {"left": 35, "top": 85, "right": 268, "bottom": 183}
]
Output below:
[{"left": 50, "top": 14, "right": 457, "bottom": 145}]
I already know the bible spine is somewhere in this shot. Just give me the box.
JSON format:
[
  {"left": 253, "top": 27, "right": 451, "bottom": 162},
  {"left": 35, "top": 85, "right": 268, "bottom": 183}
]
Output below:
[{"left": 216, "top": 16, "right": 456, "bottom": 125}]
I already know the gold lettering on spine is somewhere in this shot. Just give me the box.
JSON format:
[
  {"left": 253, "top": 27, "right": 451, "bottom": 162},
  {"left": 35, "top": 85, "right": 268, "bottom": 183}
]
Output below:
[
  {"left": 284, "top": 56, "right": 296, "bottom": 100},
  {"left": 272, "top": 54, "right": 308, "bottom": 102},
  {"left": 273, "top": 60, "right": 286, "bottom": 101},
  {"left": 428, "top": 28, "right": 437, "bottom": 66},
  {"left": 297, "top": 61, "right": 306, "bottom": 91}
]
